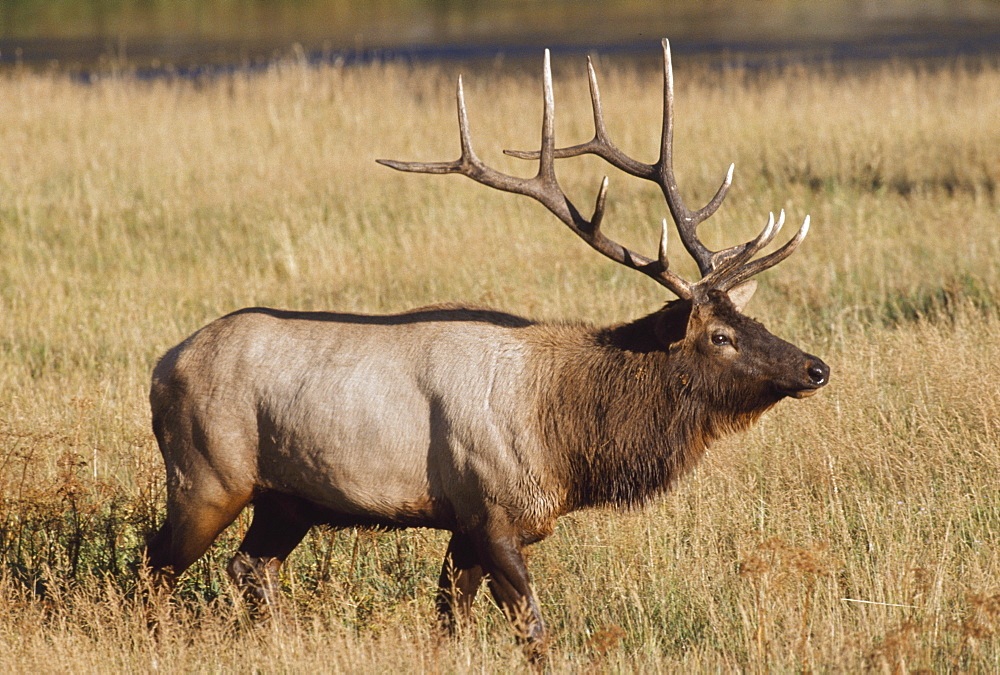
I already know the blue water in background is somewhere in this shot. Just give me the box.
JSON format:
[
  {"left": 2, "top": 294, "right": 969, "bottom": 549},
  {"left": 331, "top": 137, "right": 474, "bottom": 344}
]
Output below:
[{"left": 2, "top": 0, "right": 999, "bottom": 78}]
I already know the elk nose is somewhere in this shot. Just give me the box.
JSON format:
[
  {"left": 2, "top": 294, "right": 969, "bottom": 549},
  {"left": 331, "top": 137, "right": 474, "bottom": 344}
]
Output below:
[{"left": 806, "top": 361, "right": 829, "bottom": 386}]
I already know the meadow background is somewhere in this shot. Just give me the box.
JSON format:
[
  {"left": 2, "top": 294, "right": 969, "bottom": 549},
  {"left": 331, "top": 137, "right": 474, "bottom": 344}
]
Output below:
[{"left": 0, "top": 46, "right": 999, "bottom": 670}]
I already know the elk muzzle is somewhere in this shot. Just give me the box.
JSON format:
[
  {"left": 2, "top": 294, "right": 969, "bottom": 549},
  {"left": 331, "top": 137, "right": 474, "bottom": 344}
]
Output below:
[{"left": 786, "top": 356, "right": 830, "bottom": 398}]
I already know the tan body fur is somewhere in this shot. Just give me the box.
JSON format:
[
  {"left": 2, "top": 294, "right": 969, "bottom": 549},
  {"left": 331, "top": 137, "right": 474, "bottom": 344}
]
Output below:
[{"left": 152, "top": 305, "right": 574, "bottom": 543}]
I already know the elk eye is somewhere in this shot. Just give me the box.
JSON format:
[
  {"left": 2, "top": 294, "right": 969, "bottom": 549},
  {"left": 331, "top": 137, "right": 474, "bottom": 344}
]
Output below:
[{"left": 711, "top": 333, "right": 731, "bottom": 346}]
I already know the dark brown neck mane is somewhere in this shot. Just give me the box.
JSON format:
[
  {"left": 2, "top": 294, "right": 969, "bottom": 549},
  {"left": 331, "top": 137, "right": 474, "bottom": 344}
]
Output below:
[{"left": 535, "top": 310, "right": 774, "bottom": 512}]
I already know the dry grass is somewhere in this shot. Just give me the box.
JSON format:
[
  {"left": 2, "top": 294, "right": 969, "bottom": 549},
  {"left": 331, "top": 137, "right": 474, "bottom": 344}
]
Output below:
[{"left": 1, "top": 51, "right": 999, "bottom": 671}]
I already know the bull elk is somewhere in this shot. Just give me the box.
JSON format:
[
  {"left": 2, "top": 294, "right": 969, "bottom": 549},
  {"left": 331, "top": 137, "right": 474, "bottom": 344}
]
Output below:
[{"left": 145, "top": 39, "right": 829, "bottom": 655}]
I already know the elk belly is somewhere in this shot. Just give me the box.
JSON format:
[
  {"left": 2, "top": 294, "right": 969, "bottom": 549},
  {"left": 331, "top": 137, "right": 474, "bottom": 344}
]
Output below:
[{"left": 252, "top": 348, "right": 445, "bottom": 527}]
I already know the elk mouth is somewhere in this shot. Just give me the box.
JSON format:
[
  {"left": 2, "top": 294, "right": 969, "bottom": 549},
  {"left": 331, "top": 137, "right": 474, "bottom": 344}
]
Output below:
[{"left": 777, "top": 382, "right": 824, "bottom": 399}]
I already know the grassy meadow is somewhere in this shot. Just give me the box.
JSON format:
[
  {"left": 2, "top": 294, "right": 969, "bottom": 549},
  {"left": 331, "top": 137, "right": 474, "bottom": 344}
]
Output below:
[{"left": 1, "top": 51, "right": 999, "bottom": 671}]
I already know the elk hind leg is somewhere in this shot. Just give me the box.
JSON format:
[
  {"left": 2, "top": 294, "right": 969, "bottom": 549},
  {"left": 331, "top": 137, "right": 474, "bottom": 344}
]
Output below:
[
  {"left": 142, "top": 482, "right": 250, "bottom": 631},
  {"left": 146, "top": 483, "right": 252, "bottom": 589}
]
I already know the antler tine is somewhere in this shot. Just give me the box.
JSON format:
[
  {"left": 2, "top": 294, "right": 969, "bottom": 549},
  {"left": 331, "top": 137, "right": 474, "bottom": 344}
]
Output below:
[
  {"left": 702, "top": 210, "right": 784, "bottom": 284},
  {"left": 659, "top": 218, "right": 670, "bottom": 267},
  {"left": 717, "top": 215, "right": 811, "bottom": 290},
  {"left": 376, "top": 76, "right": 474, "bottom": 177},
  {"left": 504, "top": 55, "right": 655, "bottom": 178},
  {"left": 742, "top": 209, "right": 785, "bottom": 263},
  {"left": 654, "top": 217, "right": 701, "bottom": 298},
  {"left": 538, "top": 50, "right": 558, "bottom": 184}
]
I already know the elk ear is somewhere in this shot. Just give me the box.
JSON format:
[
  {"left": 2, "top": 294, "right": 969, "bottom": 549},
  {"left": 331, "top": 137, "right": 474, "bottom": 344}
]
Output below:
[
  {"left": 655, "top": 299, "right": 693, "bottom": 347},
  {"left": 726, "top": 280, "right": 758, "bottom": 312}
]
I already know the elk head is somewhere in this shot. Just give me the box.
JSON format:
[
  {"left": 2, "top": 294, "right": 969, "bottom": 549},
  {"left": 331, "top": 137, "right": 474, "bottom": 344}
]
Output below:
[
  {"left": 379, "top": 39, "right": 829, "bottom": 408},
  {"left": 658, "top": 287, "right": 828, "bottom": 415}
]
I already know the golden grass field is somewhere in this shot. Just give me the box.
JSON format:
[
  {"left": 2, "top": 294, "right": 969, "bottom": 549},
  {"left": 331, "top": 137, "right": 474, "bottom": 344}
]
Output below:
[{"left": 1, "top": 51, "right": 999, "bottom": 671}]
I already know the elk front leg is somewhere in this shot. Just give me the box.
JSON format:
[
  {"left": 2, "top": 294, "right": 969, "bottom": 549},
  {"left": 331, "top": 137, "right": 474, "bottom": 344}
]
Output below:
[
  {"left": 436, "top": 531, "right": 484, "bottom": 633},
  {"left": 227, "top": 493, "right": 313, "bottom": 617},
  {"left": 473, "top": 520, "right": 546, "bottom": 658}
]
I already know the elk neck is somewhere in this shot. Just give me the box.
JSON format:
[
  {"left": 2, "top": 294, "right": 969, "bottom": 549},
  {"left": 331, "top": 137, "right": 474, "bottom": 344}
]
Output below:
[{"left": 531, "top": 307, "right": 773, "bottom": 513}]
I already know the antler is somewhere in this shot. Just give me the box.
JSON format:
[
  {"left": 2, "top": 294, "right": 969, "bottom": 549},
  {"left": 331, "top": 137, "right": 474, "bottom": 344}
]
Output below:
[
  {"left": 378, "top": 40, "right": 809, "bottom": 301},
  {"left": 377, "top": 50, "right": 695, "bottom": 300}
]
